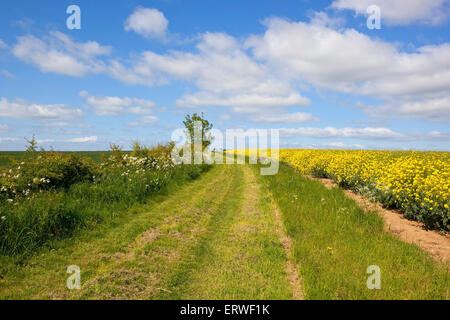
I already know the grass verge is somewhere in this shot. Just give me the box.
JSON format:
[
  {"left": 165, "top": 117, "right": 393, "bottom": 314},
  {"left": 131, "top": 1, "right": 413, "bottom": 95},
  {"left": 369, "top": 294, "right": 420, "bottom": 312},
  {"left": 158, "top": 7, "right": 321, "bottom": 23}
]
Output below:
[
  {"left": 256, "top": 162, "right": 449, "bottom": 300},
  {"left": 0, "top": 164, "right": 210, "bottom": 257}
]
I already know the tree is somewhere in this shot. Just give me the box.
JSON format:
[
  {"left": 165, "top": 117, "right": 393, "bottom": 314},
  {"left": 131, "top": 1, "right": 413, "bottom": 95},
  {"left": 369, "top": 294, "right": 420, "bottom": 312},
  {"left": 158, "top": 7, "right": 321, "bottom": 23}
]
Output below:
[
  {"left": 131, "top": 141, "right": 149, "bottom": 158},
  {"left": 25, "top": 135, "right": 38, "bottom": 153},
  {"left": 182, "top": 113, "right": 213, "bottom": 150}
]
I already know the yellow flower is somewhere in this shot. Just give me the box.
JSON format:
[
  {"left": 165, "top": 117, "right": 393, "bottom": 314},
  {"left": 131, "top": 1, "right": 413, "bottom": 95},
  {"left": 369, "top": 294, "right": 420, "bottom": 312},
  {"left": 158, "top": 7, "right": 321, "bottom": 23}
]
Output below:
[{"left": 278, "top": 149, "right": 449, "bottom": 228}]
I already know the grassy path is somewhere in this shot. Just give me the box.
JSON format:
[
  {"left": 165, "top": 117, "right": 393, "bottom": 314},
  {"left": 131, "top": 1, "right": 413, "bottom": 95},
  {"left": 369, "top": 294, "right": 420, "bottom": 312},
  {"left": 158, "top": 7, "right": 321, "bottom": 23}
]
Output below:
[
  {"left": 0, "top": 165, "right": 233, "bottom": 299},
  {"left": 0, "top": 164, "right": 300, "bottom": 300},
  {"left": 1, "top": 162, "right": 447, "bottom": 300},
  {"left": 158, "top": 165, "right": 295, "bottom": 300}
]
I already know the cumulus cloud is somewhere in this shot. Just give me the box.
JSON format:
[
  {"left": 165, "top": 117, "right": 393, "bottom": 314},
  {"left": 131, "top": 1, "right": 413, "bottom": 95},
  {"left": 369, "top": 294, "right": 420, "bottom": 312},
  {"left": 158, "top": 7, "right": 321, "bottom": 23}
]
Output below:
[
  {"left": 111, "top": 32, "right": 266, "bottom": 89},
  {"left": 0, "top": 124, "right": 8, "bottom": 133},
  {"left": 35, "top": 136, "right": 98, "bottom": 144},
  {"left": 0, "top": 137, "right": 19, "bottom": 143},
  {"left": 308, "top": 11, "right": 345, "bottom": 29},
  {"left": 327, "top": 142, "right": 364, "bottom": 149},
  {"left": 279, "top": 127, "right": 406, "bottom": 140},
  {"left": 249, "top": 112, "right": 319, "bottom": 124},
  {"left": 281, "top": 141, "right": 366, "bottom": 149},
  {"left": 14, "top": 18, "right": 34, "bottom": 30},
  {"left": 8, "top": 17, "right": 450, "bottom": 124},
  {"left": 109, "top": 22, "right": 450, "bottom": 122},
  {"left": 246, "top": 17, "right": 450, "bottom": 121},
  {"left": 66, "top": 136, "right": 98, "bottom": 143},
  {"left": 247, "top": 17, "right": 448, "bottom": 95},
  {"left": 279, "top": 127, "right": 448, "bottom": 142},
  {"left": 125, "top": 7, "right": 169, "bottom": 39},
  {"left": 44, "top": 122, "right": 91, "bottom": 128},
  {"left": 79, "top": 91, "right": 156, "bottom": 116},
  {"left": 0, "top": 97, "right": 83, "bottom": 121},
  {"left": 177, "top": 91, "right": 310, "bottom": 112},
  {"left": 113, "top": 32, "right": 310, "bottom": 114},
  {"left": 331, "top": 0, "right": 450, "bottom": 25},
  {"left": 0, "top": 39, "right": 8, "bottom": 49},
  {"left": 425, "top": 131, "right": 450, "bottom": 140},
  {"left": 364, "top": 97, "right": 450, "bottom": 122},
  {"left": 0, "top": 70, "right": 15, "bottom": 79},
  {"left": 127, "top": 115, "right": 159, "bottom": 127},
  {"left": 140, "top": 115, "right": 158, "bottom": 123},
  {"left": 12, "top": 31, "right": 111, "bottom": 76}
]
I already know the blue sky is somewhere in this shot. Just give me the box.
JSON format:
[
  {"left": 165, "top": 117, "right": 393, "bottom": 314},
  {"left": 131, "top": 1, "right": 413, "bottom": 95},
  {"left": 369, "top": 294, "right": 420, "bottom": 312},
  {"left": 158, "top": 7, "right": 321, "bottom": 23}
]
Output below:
[{"left": 0, "top": 0, "right": 449, "bottom": 151}]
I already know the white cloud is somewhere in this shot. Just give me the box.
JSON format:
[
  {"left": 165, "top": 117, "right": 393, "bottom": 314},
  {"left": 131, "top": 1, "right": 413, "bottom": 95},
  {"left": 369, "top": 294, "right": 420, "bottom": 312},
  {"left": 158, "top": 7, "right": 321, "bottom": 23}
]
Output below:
[
  {"left": 280, "top": 128, "right": 449, "bottom": 144},
  {"left": 127, "top": 115, "right": 159, "bottom": 127},
  {"left": 365, "top": 97, "right": 450, "bottom": 122},
  {"left": 12, "top": 31, "right": 111, "bottom": 76},
  {"left": 0, "top": 70, "right": 15, "bottom": 79},
  {"left": 0, "top": 39, "right": 8, "bottom": 49},
  {"left": 105, "top": 23, "right": 450, "bottom": 122},
  {"left": 66, "top": 136, "right": 98, "bottom": 143},
  {"left": 112, "top": 32, "right": 310, "bottom": 114},
  {"left": 125, "top": 7, "right": 169, "bottom": 39},
  {"left": 36, "top": 136, "right": 98, "bottom": 144},
  {"left": 9, "top": 19, "right": 450, "bottom": 124},
  {"left": 0, "top": 137, "right": 19, "bottom": 143},
  {"left": 220, "top": 114, "right": 232, "bottom": 121},
  {"left": 0, "top": 97, "right": 84, "bottom": 121},
  {"left": 331, "top": 0, "right": 450, "bottom": 25},
  {"left": 44, "top": 122, "right": 90, "bottom": 128},
  {"left": 309, "top": 11, "right": 345, "bottom": 29},
  {"left": 327, "top": 142, "right": 365, "bottom": 149},
  {"left": 107, "top": 59, "right": 155, "bottom": 86},
  {"left": 279, "top": 127, "right": 406, "bottom": 140},
  {"left": 14, "top": 18, "right": 34, "bottom": 30},
  {"left": 79, "top": 91, "right": 156, "bottom": 116},
  {"left": 0, "top": 124, "right": 8, "bottom": 133},
  {"left": 426, "top": 131, "right": 450, "bottom": 140},
  {"left": 36, "top": 139, "right": 55, "bottom": 144},
  {"left": 249, "top": 112, "right": 319, "bottom": 124},
  {"left": 111, "top": 32, "right": 267, "bottom": 90},
  {"left": 140, "top": 115, "right": 158, "bottom": 123},
  {"left": 246, "top": 17, "right": 450, "bottom": 121},
  {"left": 280, "top": 141, "right": 366, "bottom": 150},
  {"left": 176, "top": 91, "right": 310, "bottom": 112}
]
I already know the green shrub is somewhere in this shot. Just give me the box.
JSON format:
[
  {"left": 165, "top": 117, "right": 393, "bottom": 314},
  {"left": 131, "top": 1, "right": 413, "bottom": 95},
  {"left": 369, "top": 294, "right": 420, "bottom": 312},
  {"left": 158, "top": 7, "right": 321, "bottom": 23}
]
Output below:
[
  {"left": 0, "top": 152, "right": 99, "bottom": 202},
  {"left": 0, "top": 143, "right": 211, "bottom": 256}
]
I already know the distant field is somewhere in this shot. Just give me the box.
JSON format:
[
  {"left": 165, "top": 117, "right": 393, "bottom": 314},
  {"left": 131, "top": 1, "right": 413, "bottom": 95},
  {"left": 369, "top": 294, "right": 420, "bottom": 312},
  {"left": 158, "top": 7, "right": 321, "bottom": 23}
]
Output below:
[{"left": 0, "top": 151, "right": 112, "bottom": 167}]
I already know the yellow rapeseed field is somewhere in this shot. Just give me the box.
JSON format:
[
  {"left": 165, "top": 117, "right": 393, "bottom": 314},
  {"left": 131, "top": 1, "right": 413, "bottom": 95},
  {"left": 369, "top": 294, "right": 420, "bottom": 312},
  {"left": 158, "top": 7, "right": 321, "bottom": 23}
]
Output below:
[{"left": 279, "top": 150, "right": 449, "bottom": 230}]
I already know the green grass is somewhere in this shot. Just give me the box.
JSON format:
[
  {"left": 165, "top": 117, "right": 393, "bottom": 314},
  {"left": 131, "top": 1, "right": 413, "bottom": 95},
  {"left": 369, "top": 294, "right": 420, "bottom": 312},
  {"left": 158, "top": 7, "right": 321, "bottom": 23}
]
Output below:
[
  {"left": 157, "top": 165, "right": 292, "bottom": 300},
  {"left": 255, "top": 162, "right": 449, "bottom": 300},
  {"left": 0, "top": 165, "right": 297, "bottom": 300},
  {"left": 0, "top": 163, "right": 210, "bottom": 257},
  {"left": 0, "top": 165, "right": 224, "bottom": 299},
  {"left": 0, "top": 160, "right": 448, "bottom": 300}
]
